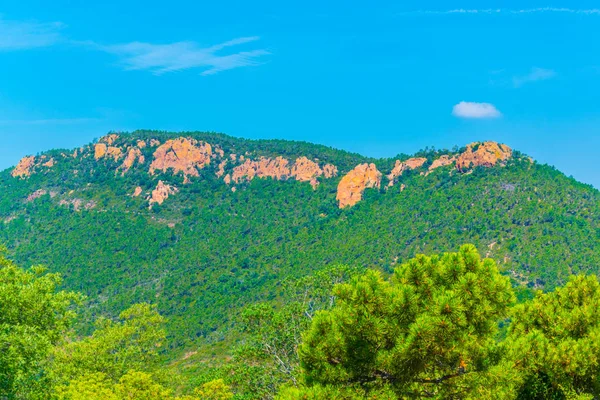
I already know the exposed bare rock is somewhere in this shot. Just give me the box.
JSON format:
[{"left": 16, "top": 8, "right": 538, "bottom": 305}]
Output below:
[
  {"left": 229, "top": 156, "right": 337, "bottom": 188},
  {"left": 323, "top": 164, "right": 338, "bottom": 178},
  {"left": 133, "top": 186, "right": 143, "bottom": 197},
  {"left": 290, "top": 157, "right": 339, "bottom": 188},
  {"left": 150, "top": 139, "right": 161, "bottom": 147},
  {"left": 137, "top": 140, "right": 147, "bottom": 149},
  {"left": 224, "top": 174, "right": 232, "bottom": 185},
  {"left": 230, "top": 154, "right": 237, "bottom": 161},
  {"left": 429, "top": 155, "right": 457, "bottom": 172},
  {"left": 94, "top": 143, "right": 107, "bottom": 159},
  {"left": 12, "top": 156, "right": 36, "bottom": 178},
  {"left": 149, "top": 180, "right": 178, "bottom": 206},
  {"left": 149, "top": 138, "right": 212, "bottom": 182},
  {"left": 101, "top": 134, "right": 119, "bottom": 145},
  {"left": 26, "top": 189, "right": 47, "bottom": 202},
  {"left": 387, "top": 157, "right": 427, "bottom": 187},
  {"left": 456, "top": 142, "right": 512, "bottom": 172},
  {"left": 120, "top": 147, "right": 145, "bottom": 173},
  {"left": 216, "top": 160, "right": 227, "bottom": 178},
  {"left": 95, "top": 143, "right": 123, "bottom": 161},
  {"left": 336, "top": 163, "right": 382, "bottom": 208},
  {"left": 290, "top": 157, "right": 322, "bottom": 188},
  {"left": 42, "top": 158, "right": 56, "bottom": 168},
  {"left": 232, "top": 157, "right": 290, "bottom": 183}
]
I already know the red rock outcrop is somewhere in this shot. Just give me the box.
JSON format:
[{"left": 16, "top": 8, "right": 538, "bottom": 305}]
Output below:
[
  {"left": 336, "top": 163, "right": 382, "bottom": 208},
  {"left": 102, "top": 134, "right": 119, "bottom": 145},
  {"left": 133, "top": 186, "right": 143, "bottom": 197},
  {"left": 387, "top": 157, "right": 427, "bottom": 187},
  {"left": 94, "top": 143, "right": 123, "bottom": 161},
  {"left": 231, "top": 157, "right": 291, "bottom": 183},
  {"left": 290, "top": 157, "right": 338, "bottom": 188},
  {"left": 456, "top": 142, "right": 512, "bottom": 172},
  {"left": 216, "top": 160, "right": 227, "bottom": 178},
  {"left": 149, "top": 180, "right": 178, "bottom": 206},
  {"left": 42, "top": 158, "right": 56, "bottom": 168},
  {"left": 429, "top": 155, "right": 457, "bottom": 171},
  {"left": 120, "top": 147, "right": 145, "bottom": 173},
  {"left": 229, "top": 156, "right": 337, "bottom": 188},
  {"left": 149, "top": 138, "right": 212, "bottom": 182},
  {"left": 12, "top": 156, "right": 36, "bottom": 178},
  {"left": 323, "top": 164, "right": 338, "bottom": 178}
]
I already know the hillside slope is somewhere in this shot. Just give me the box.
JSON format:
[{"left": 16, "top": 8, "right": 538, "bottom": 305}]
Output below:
[{"left": 1, "top": 131, "right": 598, "bottom": 352}]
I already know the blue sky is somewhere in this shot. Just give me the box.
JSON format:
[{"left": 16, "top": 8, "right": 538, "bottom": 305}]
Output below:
[{"left": 1, "top": 1, "right": 599, "bottom": 187}]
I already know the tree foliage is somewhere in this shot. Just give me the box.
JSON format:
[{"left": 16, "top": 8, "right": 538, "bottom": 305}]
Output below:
[
  {"left": 297, "top": 245, "right": 515, "bottom": 398},
  {"left": 0, "top": 247, "right": 81, "bottom": 399}
]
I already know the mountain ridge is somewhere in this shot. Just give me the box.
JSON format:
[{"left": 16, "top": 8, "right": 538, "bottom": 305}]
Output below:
[{"left": 1, "top": 130, "right": 598, "bottom": 356}]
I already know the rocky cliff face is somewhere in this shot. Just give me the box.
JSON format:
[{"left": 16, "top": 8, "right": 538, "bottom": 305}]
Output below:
[
  {"left": 429, "top": 155, "right": 457, "bottom": 172},
  {"left": 228, "top": 156, "right": 337, "bottom": 188},
  {"left": 11, "top": 156, "right": 36, "bottom": 178},
  {"left": 456, "top": 142, "right": 512, "bottom": 171},
  {"left": 336, "top": 163, "right": 382, "bottom": 208},
  {"left": 149, "top": 180, "right": 178, "bottom": 207},
  {"left": 94, "top": 135, "right": 124, "bottom": 161},
  {"left": 231, "top": 156, "right": 290, "bottom": 183},
  {"left": 119, "top": 147, "right": 145, "bottom": 174},
  {"left": 387, "top": 157, "right": 427, "bottom": 187},
  {"left": 149, "top": 138, "right": 213, "bottom": 183},
  {"left": 8, "top": 134, "right": 514, "bottom": 210}
]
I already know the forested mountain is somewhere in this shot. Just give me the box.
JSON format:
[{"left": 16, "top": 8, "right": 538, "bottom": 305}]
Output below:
[{"left": 1, "top": 130, "right": 599, "bottom": 358}]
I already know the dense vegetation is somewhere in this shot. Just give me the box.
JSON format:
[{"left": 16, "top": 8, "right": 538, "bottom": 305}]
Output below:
[
  {"left": 0, "top": 131, "right": 598, "bottom": 363},
  {"left": 3, "top": 245, "right": 600, "bottom": 399}
]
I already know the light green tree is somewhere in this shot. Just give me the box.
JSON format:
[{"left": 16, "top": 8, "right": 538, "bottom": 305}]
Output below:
[
  {"left": 0, "top": 247, "right": 81, "bottom": 399},
  {"left": 295, "top": 245, "right": 515, "bottom": 398},
  {"left": 51, "top": 303, "right": 166, "bottom": 384},
  {"left": 193, "top": 379, "right": 234, "bottom": 400},
  {"left": 506, "top": 274, "right": 600, "bottom": 399}
]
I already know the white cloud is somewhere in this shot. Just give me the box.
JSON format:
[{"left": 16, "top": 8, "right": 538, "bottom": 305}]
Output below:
[
  {"left": 402, "top": 8, "right": 600, "bottom": 16},
  {"left": 0, "top": 117, "right": 98, "bottom": 125},
  {"left": 100, "top": 37, "right": 270, "bottom": 76},
  {"left": 0, "top": 17, "right": 64, "bottom": 50},
  {"left": 452, "top": 102, "right": 502, "bottom": 119},
  {"left": 513, "top": 67, "right": 556, "bottom": 88}
]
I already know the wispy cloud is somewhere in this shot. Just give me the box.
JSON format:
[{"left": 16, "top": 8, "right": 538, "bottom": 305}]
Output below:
[
  {"left": 513, "top": 67, "right": 556, "bottom": 88},
  {"left": 402, "top": 8, "right": 600, "bottom": 16},
  {"left": 98, "top": 36, "right": 270, "bottom": 76},
  {"left": 452, "top": 102, "right": 502, "bottom": 119},
  {"left": 0, "top": 117, "right": 98, "bottom": 125},
  {"left": 0, "top": 17, "right": 64, "bottom": 50}
]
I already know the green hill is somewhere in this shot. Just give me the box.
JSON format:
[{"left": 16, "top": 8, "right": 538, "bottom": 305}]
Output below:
[{"left": 1, "top": 130, "right": 598, "bottom": 355}]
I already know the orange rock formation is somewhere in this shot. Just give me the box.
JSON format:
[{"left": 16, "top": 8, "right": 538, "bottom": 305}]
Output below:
[
  {"left": 456, "top": 142, "right": 512, "bottom": 171},
  {"left": 336, "top": 163, "right": 382, "bottom": 208},
  {"left": 94, "top": 143, "right": 123, "bottom": 161},
  {"left": 149, "top": 138, "right": 212, "bottom": 182},
  {"left": 232, "top": 157, "right": 291, "bottom": 183},
  {"left": 11, "top": 156, "right": 36, "bottom": 178},
  {"left": 290, "top": 157, "right": 338, "bottom": 188},
  {"left": 429, "top": 155, "right": 457, "bottom": 171},
  {"left": 149, "top": 180, "right": 178, "bottom": 206},
  {"left": 387, "top": 157, "right": 427, "bottom": 187},
  {"left": 120, "top": 147, "right": 145, "bottom": 173}
]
